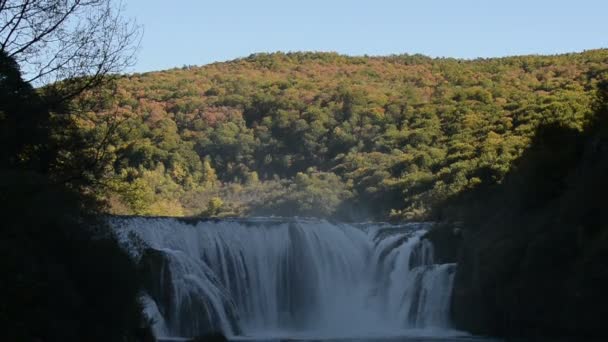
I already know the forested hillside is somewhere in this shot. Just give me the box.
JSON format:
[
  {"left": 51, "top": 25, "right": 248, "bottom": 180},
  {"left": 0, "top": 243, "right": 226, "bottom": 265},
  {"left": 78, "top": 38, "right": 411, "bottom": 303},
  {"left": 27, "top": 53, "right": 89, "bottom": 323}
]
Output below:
[
  {"left": 442, "top": 81, "right": 608, "bottom": 338},
  {"left": 74, "top": 50, "right": 608, "bottom": 218}
]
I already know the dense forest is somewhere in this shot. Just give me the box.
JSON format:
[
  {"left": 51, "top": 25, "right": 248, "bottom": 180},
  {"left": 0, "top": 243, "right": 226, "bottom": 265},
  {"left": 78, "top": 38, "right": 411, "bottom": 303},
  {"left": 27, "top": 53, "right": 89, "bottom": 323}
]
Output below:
[
  {"left": 0, "top": 50, "right": 152, "bottom": 342},
  {"left": 0, "top": 1, "right": 153, "bottom": 340},
  {"left": 73, "top": 49, "right": 608, "bottom": 219},
  {"left": 429, "top": 81, "right": 608, "bottom": 339}
]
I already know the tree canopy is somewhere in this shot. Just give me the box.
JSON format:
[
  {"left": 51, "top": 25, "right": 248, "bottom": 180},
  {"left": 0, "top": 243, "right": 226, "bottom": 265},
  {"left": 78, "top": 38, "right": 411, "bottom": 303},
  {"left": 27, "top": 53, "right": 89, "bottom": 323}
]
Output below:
[
  {"left": 0, "top": 2, "right": 150, "bottom": 340},
  {"left": 69, "top": 50, "right": 608, "bottom": 219}
]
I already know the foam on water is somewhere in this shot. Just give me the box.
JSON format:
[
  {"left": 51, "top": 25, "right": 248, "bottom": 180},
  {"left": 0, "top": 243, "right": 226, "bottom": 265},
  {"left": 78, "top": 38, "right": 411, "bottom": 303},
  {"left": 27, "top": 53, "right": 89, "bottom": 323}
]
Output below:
[{"left": 115, "top": 217, "right": 459, "bottom": 340}]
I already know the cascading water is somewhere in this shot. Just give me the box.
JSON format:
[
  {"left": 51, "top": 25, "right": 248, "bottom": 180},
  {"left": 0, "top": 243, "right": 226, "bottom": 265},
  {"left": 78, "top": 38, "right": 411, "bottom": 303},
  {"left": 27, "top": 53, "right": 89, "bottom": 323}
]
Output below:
[{"left": 114, "top": 217, "right": 458, "bottom": 339}]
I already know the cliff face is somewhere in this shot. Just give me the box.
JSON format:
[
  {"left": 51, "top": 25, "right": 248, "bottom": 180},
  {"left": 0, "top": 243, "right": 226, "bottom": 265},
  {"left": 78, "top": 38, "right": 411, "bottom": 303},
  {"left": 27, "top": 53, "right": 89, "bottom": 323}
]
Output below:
[{"left": 441, "top": 88, "right": 608, "bottom": 338}]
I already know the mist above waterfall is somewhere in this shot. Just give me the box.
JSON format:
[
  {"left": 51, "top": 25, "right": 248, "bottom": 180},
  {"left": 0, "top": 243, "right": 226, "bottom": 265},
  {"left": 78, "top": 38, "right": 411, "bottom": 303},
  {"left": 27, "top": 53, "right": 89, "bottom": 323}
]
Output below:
[{"left": 115, "top": 217, "right": 458, "bottom": 339}]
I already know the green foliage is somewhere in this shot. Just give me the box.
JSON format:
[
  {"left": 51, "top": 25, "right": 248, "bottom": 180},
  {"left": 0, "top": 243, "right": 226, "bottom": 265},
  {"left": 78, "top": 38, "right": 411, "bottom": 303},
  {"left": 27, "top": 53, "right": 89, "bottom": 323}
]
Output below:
[
  {"left": 265, "top": 169, "right": 353, "bottom": 217},
  {"left": 204, "top": 196, "right": 224, "bottom": 216},
  {"left": 75, "top": 50, "right": 608, "bottom": 219},
  {"left": 445, "top": 84, "right": 608, "bottom": 338}
]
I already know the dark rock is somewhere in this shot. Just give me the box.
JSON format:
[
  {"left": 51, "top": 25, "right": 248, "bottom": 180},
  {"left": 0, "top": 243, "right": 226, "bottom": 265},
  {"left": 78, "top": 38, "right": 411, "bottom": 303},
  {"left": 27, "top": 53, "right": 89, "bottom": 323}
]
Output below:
[{"left": 423, "top": 222, "right": 462, "bottom": 264}]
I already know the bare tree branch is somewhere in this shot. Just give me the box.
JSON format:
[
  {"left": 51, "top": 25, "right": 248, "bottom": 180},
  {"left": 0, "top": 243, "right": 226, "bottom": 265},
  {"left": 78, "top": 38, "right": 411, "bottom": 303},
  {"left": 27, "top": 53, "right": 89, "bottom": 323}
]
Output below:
[
  {"left": 0, "top": 0, "right": 30, "bottom": 49},
  {"left": 7, "top": 0, "right": 79, "bottom": 57},
  {"left": 0, "top": 0, "right": 140, "bottom": 98}
]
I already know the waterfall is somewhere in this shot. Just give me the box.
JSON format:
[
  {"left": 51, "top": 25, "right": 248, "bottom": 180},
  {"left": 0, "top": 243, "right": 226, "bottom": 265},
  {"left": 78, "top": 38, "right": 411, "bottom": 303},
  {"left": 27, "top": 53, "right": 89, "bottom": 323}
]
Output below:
[{"left": 114, "top": 217, "right": 457, "bottom": 339}]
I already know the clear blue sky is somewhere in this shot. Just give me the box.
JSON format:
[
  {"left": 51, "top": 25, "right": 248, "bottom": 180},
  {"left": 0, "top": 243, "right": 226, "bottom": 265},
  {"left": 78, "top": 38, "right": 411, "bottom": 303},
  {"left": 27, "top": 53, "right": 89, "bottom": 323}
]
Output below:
[{"left": 124, "top": 0, "right": 608, "bottom": 73}]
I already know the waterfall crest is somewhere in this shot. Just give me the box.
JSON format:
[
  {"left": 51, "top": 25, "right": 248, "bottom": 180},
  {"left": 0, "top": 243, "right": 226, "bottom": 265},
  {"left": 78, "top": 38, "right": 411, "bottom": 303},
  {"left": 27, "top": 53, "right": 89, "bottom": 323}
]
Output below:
[{"left": 115, "top": 217, "right": 457, "bottom": 339}]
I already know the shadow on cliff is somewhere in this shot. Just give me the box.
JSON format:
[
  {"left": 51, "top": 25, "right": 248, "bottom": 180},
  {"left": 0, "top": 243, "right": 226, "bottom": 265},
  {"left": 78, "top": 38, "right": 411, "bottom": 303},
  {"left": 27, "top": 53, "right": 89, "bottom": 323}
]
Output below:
[
  {"left": 0, "top": 51, "right": 153, "bottom": 341},
  {"left": 432, "top": 81, "right": 608, "bottom": 339}
]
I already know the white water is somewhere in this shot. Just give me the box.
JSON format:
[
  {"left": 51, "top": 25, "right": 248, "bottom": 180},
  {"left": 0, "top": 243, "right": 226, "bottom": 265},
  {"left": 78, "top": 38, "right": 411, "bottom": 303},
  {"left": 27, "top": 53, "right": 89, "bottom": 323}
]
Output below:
[{"left": 115, "top": 217, "right": 459, "bottom": 339}]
